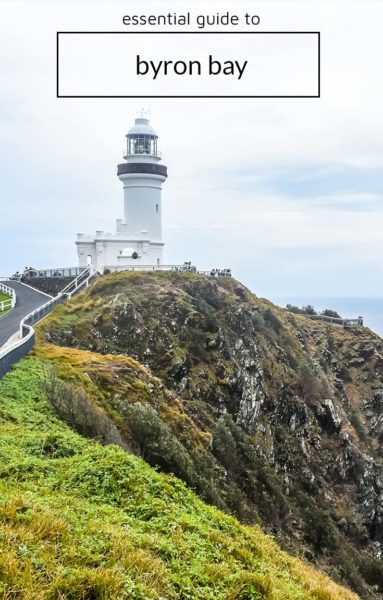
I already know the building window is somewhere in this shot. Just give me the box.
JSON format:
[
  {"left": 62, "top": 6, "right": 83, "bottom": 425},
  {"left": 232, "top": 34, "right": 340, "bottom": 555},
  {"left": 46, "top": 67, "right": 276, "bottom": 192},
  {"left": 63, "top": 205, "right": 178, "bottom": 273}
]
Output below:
[
  {"left": 156, "top": 203, "right": 159, "bottom": 213},
  {"left": 157, "top": 258, "right": 160, "bottom": 265}
]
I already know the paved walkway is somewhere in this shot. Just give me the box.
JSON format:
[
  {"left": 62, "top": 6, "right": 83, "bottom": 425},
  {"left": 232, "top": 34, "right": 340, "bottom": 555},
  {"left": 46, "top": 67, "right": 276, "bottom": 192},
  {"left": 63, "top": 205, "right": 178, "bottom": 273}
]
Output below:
[{"left": 0, "top": 282, "right": 49, "bottom": 347}]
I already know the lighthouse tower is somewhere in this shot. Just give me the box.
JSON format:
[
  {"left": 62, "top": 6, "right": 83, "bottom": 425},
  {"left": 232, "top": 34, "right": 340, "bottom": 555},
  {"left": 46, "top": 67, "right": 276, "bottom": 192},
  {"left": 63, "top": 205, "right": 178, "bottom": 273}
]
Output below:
[
  {"left": 76, "top": 113, "right": 168, "bottom": 271},
  {"left": 117, "top": 115, "right": 167, "bottom": 256}
]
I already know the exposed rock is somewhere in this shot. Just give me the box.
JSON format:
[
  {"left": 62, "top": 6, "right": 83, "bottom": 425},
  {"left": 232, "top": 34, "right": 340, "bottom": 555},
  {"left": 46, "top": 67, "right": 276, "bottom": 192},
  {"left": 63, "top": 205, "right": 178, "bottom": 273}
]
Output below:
[
  {"left": 316, "top": 398, "right": 342, "bottom": 433},
  {"left": 40, "top": 271, "right": 383, "bottom": 599}
]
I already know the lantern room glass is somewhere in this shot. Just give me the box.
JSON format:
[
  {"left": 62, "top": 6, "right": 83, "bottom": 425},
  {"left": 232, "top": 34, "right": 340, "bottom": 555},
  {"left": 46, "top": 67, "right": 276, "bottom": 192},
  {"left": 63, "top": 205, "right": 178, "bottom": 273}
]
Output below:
[{"left": 128, "top": 135, "right": 158, "bottom": 156}]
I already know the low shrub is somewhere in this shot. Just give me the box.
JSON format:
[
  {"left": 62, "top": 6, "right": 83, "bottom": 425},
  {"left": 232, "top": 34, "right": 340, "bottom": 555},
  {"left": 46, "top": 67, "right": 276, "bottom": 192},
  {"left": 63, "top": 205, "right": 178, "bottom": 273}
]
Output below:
[
  {"left": 296, "top": 361, "right": 324, "bottom": 403},
  {"left": 360, "top": 557, "right": 383, "bottom": 591},
  {"left": 262, "top": 308, "right": 282, "bottom": 333},
  {"left": 40, "top": 365, "right": 128, "bottom": 449}
]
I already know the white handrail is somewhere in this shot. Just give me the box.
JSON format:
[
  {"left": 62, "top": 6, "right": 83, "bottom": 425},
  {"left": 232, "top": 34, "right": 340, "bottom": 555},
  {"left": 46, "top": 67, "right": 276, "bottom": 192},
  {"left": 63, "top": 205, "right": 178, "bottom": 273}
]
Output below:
[
  {"left": 59, "top": 265, "right": 93, "bottom": 295},
  {"left": 0, "top": 266, "right": 98, "bottom": 379},
  {"left": 0, "top": 282, "right": 16, "bottom": 309},
  {"left": 20, "top": 296, "right": 59, "bottom": 333},
  {"left": 20, "top": 265, "right": 94, "bottom": 333},
  {"left": 62, "top": 266, "right": 94, "bottom": 297},
  {"left": 0, "top": 299, "right": 13, "bottom": 312},
  {"left": 0, "top": 325, "right": 34, "bottom": 361}
]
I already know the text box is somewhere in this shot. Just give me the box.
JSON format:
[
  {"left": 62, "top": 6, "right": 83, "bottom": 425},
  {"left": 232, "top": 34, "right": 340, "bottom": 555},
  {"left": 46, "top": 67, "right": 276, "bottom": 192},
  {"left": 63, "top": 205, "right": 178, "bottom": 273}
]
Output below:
[{"left": 57, "top": 32, "right": 320, "bottom": 98}]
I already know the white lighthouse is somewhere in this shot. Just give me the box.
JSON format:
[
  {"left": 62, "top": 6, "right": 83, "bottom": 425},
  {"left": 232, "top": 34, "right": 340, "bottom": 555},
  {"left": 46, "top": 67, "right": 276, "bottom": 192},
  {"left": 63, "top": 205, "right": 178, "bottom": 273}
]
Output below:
[{"left": 76, "top": 113, "right": 167, "bottom": 272}]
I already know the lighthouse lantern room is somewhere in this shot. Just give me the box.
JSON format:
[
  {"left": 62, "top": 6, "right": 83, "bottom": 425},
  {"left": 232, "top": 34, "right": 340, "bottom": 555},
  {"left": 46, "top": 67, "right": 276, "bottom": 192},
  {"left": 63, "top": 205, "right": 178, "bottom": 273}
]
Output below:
[{"left": 76, "top": 113, "right": 167, "bottom": 272}]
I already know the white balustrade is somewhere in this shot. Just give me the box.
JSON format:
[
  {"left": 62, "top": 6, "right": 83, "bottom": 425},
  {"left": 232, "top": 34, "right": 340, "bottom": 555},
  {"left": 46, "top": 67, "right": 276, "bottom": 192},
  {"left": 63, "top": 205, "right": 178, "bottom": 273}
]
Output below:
[{"left": 0, "top": 282, "right": 16, "bottom": 313}]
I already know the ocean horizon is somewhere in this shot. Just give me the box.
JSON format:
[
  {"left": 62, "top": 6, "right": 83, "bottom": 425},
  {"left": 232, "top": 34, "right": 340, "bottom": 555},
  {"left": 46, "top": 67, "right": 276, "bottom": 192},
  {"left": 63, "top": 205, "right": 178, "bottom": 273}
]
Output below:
[{"left": 270, "top": 296, "right": 383, "bottom": 339}]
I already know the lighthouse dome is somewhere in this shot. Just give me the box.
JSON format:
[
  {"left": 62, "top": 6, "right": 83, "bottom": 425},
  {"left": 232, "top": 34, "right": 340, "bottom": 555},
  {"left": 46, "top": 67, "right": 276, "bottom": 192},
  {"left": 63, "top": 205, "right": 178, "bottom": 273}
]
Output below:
[{"left": 127, "top": 118, "right": 158, "bottom": 138}]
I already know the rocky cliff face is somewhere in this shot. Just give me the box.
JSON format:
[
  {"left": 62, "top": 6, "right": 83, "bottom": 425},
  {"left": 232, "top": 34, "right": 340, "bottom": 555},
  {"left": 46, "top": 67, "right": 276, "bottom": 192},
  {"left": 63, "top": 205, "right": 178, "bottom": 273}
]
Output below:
[{"left": 38, "top": 272, "right": 383, "bottom": 598}]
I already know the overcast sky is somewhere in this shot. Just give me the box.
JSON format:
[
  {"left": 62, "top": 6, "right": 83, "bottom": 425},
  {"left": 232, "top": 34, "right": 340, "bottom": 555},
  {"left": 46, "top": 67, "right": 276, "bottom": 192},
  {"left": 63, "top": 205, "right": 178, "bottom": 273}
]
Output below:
[{"left": 1, "top": 0, "right": 383, "bottom": 297}]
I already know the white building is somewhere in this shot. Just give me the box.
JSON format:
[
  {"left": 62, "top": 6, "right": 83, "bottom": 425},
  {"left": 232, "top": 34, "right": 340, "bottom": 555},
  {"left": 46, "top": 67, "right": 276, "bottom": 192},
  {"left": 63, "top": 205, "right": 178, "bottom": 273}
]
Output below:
[{"left": 76, "top": 114, "right": 167, "bottom": 272}]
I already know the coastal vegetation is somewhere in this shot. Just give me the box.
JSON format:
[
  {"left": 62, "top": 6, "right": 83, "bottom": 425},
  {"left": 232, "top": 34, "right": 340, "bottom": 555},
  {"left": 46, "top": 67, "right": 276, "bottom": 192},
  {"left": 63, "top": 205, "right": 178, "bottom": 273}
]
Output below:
[
  {"left": 0, "top": 358, "right": 358, "bottom": 599},
  {"left": 1, "top": 271, "right": 382, "bottom": 597},
  {"left": 286, "top": 304, "right": 341, "bottom": 318}
]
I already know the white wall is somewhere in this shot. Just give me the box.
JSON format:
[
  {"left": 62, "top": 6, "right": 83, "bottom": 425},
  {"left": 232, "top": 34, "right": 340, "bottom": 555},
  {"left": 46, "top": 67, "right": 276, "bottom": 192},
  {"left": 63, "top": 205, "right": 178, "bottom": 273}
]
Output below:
[
  {"left": 120, "top": 173, "right": 165, "bottom": 241},
  {"left": 77, "top": 238, "right": 164, "bottom": 271}
]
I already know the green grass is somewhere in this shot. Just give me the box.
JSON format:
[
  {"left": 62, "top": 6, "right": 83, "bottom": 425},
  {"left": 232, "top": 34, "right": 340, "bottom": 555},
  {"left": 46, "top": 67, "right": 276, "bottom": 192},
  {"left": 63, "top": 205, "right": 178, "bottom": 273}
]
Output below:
[{"left": 0, "top": 357, "right": 359, "bottom": 599}]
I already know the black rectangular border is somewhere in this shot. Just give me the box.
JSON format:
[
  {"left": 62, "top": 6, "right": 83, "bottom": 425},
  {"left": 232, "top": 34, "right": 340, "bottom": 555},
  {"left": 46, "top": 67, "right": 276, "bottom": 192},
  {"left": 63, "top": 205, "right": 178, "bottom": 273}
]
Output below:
[{"left": 56, "top": 31, "right": 321, "bottom": 99}]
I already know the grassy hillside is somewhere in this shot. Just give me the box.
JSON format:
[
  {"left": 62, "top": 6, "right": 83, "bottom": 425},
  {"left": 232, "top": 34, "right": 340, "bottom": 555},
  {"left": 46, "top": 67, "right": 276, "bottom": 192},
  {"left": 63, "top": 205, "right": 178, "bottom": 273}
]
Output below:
[
  {"left": 36, "top": 271, "right": 383, "bottom": 598},
  {"left": 0, "top": 357, "right": 359, "bottom": 599}
]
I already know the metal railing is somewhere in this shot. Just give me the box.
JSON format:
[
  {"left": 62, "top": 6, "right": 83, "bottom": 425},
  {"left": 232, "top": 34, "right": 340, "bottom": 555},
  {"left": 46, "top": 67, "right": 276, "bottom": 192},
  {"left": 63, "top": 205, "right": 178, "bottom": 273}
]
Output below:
[
  {"left": 0, "top": 265, "right": 95, "bottom": 380},
  {"left": 103, "top": 264, "right": 197, "bottom": 273},
  {"left": 103, "top": 264, "right": 234, "bottom": 277},
  {"left": 198, "top": 270, "right": 232, "bottom": 278},
  {"left": 307, "top": 314, "right": 363, "bottom": 328},
  {"left": 21, "top": 266, "right": 87, "bottom": 279},
  {"left": 123, "top": 149, "right": 162, "bottom": 159}
]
